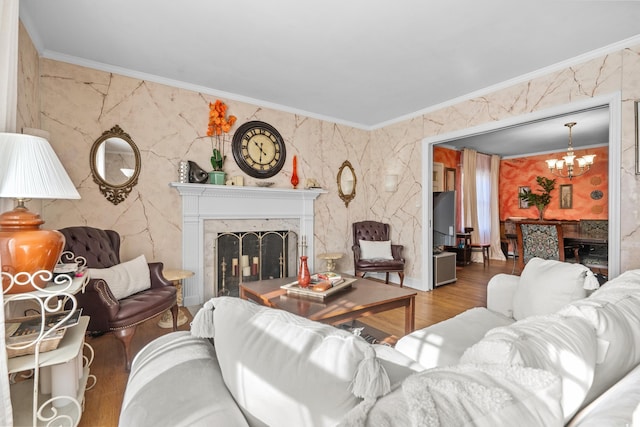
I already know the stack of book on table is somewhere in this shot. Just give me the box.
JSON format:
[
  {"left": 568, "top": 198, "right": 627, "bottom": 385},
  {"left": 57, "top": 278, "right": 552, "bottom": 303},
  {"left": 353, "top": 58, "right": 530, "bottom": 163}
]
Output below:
[
  {"left": 312, "top": 272, "right": 345, "bottom": 288},
  {"left": 281, "top": 273, "right": 355, "bottom": 299}
]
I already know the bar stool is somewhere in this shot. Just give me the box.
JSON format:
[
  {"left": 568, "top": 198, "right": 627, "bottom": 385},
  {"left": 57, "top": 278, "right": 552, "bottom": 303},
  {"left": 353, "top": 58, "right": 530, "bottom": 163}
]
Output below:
[
  {"left": 505, "top": 233, "right": 518, "bottom": 273},
  {"left": 470, "top": 243, "right": 490, "bottom": 268}
]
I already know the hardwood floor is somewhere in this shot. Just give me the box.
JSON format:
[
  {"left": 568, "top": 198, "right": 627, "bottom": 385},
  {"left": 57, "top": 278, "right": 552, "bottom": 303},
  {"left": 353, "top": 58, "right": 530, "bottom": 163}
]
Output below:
[{"left": 78, "top": 259, "right": 514, "bottom": 427}]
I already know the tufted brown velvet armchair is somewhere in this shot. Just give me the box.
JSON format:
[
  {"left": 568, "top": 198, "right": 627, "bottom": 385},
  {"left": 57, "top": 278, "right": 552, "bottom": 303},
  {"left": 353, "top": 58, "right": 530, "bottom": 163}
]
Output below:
[
  {"left": 59, "top": 226, "right": 178, "bottom": 371},
  {"left": 352, "top": 221, "right": 405, "bottom": 287}
]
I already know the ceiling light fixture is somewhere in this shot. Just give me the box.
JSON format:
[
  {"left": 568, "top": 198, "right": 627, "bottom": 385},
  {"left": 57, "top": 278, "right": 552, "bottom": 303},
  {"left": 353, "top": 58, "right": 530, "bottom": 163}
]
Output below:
[{"left": 545, "top": 122, "right": 595, "bottom": 180}]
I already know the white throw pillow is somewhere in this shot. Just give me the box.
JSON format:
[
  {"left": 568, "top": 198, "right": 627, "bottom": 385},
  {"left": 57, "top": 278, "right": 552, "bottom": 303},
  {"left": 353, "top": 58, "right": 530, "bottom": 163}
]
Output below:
[
  {"left": 88, "top": 254, "right": 151, "bottom": 300},
  {"left": 359, "top": 240, "right": 393, "bottom": 260},
  {"left": 395, "top": 307, "right": 514, "bottom": 369},
  {"left": 460, "top": 314, "right": 597, "bottom": 422},
  {"left": 211, "top": 297, "right": 393, "bottom": 427},
  {"left": 512, "top": 257, "right": 591, "bottom": 320}
]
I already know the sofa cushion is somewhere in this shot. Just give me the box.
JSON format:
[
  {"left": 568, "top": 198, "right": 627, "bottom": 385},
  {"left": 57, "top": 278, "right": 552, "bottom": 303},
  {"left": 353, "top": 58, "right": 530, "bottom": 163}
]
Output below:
[
  {"left": 568, "top": 363, "right": 640, "bottom": 427},
  {"left": 87, "top": 254, "right": 150, "bottom": 300},
  {"left": 120, "top": 331, "right": 249, "bottom": 427},
  {"left": 512, "top": 257, "right": 594, "bottom": 320},
  {"left": 395, "top": 307, "right": 514, "bottom": 369},
  {"left": 460, "top": 314, "right": 597, "bottom": 421},
  {"left": 559, "top": 284, "right": 640, "bottom": 406},
  {"left": 209, "top": 297, "right": 397, "bottom": 427},
  {"left": 358, "top": 364, "right": 563, "bottom": 427}
]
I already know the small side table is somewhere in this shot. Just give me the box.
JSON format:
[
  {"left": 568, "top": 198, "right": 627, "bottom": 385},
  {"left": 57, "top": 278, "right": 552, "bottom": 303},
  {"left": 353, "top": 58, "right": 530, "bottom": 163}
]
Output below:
[
  {"left": 158, "top": 268, "right": 194, "bottom": 328},
  {"left": 317, "top": 253, "right": 343, "bottom": 272}
]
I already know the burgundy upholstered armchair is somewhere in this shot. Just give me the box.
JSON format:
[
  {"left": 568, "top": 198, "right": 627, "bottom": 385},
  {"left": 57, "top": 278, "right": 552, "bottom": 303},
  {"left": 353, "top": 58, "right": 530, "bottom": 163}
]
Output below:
[
  {"left": 59, "top": 226, "right": 178, "bottom": 370},
  {"left": 352, "top": 221, "right": 405, "bottom": 287}
]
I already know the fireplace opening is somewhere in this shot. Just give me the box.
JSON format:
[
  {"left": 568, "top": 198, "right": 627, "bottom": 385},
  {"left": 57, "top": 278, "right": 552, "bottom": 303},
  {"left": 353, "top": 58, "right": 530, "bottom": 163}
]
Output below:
[{"left": 216, "top": 230, "right": 299, "bottom": 296}]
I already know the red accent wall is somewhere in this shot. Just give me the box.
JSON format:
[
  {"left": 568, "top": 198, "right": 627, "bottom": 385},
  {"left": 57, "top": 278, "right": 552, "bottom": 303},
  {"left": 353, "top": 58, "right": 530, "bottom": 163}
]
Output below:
[
  {"left": 434, "top": 145, "right": 608, "bottom": 223},
  {"left": 434, "top": 147, "right": 462, "bottom": 230},
  {"left": 434, "top": 146, "right": 459, "bottom": 169},
  {"left": 499, "top": 146, "right": 608, "bottom": 221}
]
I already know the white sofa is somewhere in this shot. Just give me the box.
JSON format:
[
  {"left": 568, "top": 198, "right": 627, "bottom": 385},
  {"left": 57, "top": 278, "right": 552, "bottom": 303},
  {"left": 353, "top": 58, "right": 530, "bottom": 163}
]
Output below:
[
  {"left": 395, "top": 257, "right": 599, "bottom": 371},
  {"left": 119, "top": 259, "right": 640, "bottom": 426}
]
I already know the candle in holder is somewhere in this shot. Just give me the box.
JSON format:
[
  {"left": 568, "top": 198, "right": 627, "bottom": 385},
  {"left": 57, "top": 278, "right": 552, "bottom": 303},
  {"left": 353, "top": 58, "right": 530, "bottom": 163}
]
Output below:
[
  {"left": 242, "top": 266, "right": 251, "bottom": 276},
  {"left": 232, "top": 258, "right": 238, "bottom": 276},
  {"left": 300, "top": 235, "right": 307, "bottom": 256},
  {"left": 252, "top": 257, "right": 259, "bottom": 275}
]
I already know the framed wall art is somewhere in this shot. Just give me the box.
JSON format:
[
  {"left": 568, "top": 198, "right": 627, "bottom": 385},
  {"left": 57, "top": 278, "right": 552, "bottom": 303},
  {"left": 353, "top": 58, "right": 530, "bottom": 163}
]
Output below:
[
  {"left": 433, "top": 162, "right": 444, "bottom": 192},
  {"left": 518, "top": 186, "right": 530, "bottom": 209},
  {"left": 445, "top": 168, "right": 456, "bottom": 192},
  {"left": 560, "top": 184, "right": 573, "bottom": 209}
]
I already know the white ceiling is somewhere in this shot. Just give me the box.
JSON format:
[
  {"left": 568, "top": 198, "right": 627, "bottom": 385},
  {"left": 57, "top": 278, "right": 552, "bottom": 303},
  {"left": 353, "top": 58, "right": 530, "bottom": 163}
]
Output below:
[
  {"left": 19, "top": 1, "right": 639, "bottom": 155},
  {"left": 439, "top": 106, "right": 610, "bottom": 157}
]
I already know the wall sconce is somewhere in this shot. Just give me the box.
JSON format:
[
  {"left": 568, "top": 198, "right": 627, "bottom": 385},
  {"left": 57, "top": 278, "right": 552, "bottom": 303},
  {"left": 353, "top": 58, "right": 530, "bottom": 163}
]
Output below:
[{"left": 385, "top": 174, "right": 398, "bottom": 192}]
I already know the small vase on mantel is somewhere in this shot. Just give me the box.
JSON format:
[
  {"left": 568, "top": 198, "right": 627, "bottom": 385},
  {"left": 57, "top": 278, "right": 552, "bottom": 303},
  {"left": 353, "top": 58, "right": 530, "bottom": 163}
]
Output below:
[
  {"left": 291, "top": 155, "right": 299, "bottom": 189},
  {"left": 298, "top": 255, "right": 310, "bottom": 288}
]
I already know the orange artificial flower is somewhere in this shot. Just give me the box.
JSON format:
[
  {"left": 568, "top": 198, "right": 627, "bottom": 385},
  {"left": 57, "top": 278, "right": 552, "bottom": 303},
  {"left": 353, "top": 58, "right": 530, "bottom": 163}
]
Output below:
[
  {"left": 206, "top": 99, "right": 237, "bottom": 171},
  {"left": 206, "top": 100, "right": 236, "bottom": 137}
]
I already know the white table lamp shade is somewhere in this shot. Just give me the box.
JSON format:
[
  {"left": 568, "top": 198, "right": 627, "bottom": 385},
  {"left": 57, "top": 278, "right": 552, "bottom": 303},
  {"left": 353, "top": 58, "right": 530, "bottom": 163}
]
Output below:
[
  {"left": 0, "top": 133, "right": 80, "bottom": 200},
  {"left": 0, "top": 133, "right": 80, "bottom": 293}
]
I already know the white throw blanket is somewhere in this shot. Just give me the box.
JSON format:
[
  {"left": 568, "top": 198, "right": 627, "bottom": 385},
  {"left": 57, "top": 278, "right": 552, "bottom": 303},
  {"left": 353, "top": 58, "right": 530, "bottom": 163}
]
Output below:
[
  {"left": 341, "top": 363, "right": 564, "bottom": 427},
  {"left": 402, "top": 364, "right": 563, "bottom": 427}
]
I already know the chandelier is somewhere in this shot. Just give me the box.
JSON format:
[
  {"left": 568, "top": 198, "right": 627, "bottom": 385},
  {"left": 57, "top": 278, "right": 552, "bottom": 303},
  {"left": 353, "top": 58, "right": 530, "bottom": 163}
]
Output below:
[{"left": 545, "top": 122, "right": 595, "bottom": 180}]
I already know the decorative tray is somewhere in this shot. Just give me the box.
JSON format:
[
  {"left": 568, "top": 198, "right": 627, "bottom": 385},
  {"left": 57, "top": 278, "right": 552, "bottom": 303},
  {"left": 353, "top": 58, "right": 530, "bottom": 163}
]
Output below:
[{"left": 281, "top": 277, "right": 356, "bottom": 299}]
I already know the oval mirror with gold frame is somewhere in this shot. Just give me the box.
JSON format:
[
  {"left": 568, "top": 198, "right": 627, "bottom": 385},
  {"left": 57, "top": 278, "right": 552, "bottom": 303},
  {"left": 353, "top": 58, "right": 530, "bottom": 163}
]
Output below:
[
  {"left": 90, "top": 125, "right": 141, "bottom": 205},
  {"left": 337, "top": 160, "right": 356, "bottom": 207}
]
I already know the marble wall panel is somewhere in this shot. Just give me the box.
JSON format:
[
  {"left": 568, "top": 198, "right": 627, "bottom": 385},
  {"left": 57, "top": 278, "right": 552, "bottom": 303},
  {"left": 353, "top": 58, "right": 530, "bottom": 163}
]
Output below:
[{"left": 37, "top": 59, "right": 370, "bottom": 273}]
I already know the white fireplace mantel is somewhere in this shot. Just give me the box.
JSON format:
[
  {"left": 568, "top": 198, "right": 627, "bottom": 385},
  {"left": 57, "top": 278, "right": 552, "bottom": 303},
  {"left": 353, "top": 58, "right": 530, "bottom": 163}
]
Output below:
[{"left": 170, "top": 182, "right": 326, "bottom": 306}]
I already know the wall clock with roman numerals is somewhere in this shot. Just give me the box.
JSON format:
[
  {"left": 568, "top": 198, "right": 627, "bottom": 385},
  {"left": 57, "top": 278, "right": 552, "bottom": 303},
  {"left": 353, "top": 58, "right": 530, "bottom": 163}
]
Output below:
[{"left": 231, "top": 121, "right": 287, "bottom": 179}]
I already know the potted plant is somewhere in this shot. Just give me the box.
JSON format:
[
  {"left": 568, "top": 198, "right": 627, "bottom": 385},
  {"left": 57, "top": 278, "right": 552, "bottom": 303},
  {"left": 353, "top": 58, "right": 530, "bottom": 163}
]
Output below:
[
  {"left": 519, "top": 176, "right": 556, "bottom": 220},
  {"left": 206, "top": 99, "right": 237, "bottom": 185}
]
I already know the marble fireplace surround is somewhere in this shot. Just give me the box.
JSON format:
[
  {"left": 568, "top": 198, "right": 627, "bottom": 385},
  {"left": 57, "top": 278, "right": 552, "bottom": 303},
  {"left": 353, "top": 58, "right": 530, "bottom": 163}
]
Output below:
[{"left": 170, "top": 183, "right": 325, "bottom": 307}]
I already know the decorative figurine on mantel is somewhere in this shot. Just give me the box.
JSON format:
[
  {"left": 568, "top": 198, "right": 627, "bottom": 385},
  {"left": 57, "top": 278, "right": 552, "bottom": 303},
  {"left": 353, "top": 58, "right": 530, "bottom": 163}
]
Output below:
[
  {"left": 188, "top": 161, "right": 208, "bottom": 184},
  {"left": 304, "top": 178, "right": 321, "bottom": 189}
]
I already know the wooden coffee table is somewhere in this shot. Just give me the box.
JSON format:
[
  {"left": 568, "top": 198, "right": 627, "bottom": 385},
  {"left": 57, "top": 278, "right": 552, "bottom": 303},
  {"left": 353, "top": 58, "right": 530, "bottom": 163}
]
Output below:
[{"left": 240, "top": 275, "right": 416, "bottom": 334}]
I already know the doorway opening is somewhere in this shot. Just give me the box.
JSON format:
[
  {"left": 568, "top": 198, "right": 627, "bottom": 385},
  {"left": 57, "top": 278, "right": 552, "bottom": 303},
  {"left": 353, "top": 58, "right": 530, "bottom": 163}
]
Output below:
[{"left": 421, "top": 93, "right": 621, "bottom": 290}]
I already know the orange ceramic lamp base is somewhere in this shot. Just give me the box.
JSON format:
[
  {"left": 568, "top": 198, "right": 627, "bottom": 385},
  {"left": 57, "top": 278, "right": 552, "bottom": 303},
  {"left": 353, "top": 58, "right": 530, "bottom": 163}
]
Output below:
[{"left": 0, "top": 206, "right": 65, "bottom": 294}]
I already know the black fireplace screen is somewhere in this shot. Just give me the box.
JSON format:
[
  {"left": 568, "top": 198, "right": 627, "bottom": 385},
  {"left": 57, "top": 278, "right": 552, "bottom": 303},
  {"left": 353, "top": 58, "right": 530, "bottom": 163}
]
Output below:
[{"left": 216, "top": 230, "right": 298, "bottom": 296}]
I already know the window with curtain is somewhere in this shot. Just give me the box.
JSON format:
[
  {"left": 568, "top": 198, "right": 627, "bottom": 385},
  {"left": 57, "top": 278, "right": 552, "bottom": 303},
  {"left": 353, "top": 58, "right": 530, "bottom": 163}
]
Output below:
[
  {"left": 475, "top": 153, "right": 492, "bottom": 244},
  {"left": 461, "top": 149, "right": 506, "bottom": 262}
]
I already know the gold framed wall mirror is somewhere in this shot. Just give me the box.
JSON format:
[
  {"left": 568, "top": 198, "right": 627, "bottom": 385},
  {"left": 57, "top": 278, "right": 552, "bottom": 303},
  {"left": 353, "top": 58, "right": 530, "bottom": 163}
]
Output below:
[
  {"left": 337, "top": 160, "right": 356, "bottom": 207},
  {"left": 90, "top": 125, "right": 141, "bottom": 205}
]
